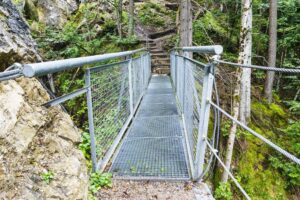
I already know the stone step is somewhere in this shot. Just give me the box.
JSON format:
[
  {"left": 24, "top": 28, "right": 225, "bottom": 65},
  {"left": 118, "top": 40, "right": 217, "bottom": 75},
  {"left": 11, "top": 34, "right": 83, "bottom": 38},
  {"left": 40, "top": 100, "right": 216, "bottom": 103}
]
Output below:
[
  {"left": 152, "top": 64, "right": 170, "bottom": 68},
  {"left": 152, "top": 58, "right": 170, "bottom": 62},
  {"left": 138, "top": 39, "right": 155, "bottom": 43},
  {"left": 152, "top": 59, "right": 170, "bottom": 65},
  {"left": 151, "top": 50, "right": 165, "bottom": 54},
  {"left": 151, "top": 53, "right": 168, "bottom": 58},
  {"left": 148, "top": 28, "right": 177, "bottom": 39},
  {"left": 153, "top": 67, "right": 170, "bottom": 74},
  {"left": 149, "top": 47, "right": 159, "bottom": 51}
]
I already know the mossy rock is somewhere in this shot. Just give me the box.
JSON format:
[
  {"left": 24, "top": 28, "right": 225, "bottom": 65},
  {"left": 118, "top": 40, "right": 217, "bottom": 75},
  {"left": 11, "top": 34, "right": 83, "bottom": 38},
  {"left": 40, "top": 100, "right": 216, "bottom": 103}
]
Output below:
[{"left": 24, "top": 0, "right": 38, "bottom": 21}]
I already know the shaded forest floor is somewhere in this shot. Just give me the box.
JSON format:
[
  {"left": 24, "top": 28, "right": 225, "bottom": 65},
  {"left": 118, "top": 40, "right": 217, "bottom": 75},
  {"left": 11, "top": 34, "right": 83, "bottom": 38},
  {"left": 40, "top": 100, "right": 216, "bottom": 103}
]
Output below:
[{"left": 96, "top": 180, "right": 214, "bottom": 200}]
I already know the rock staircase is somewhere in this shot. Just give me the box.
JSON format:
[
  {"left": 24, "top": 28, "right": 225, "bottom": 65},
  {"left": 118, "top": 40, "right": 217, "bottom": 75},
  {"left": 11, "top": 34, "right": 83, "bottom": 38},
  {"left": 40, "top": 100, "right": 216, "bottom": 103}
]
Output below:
[
  {"left": 141, "top": 29, "right": 176, "bottom": 74},
  {"left": 135, "top": 0, "right": 178, "bottom": 74}
]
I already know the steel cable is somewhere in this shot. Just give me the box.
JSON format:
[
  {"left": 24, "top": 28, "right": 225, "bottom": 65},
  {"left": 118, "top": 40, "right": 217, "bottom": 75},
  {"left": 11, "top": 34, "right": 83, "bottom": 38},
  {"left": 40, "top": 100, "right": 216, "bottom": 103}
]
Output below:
[
  {"left": 206, "top": 140, "right": 251, "bottom": 200},
  {"left": 210, "top": 101, "right": 300, "bottom": 165},
  {"left": 216, "top": 59, "right": 300, "bottom": 73}
]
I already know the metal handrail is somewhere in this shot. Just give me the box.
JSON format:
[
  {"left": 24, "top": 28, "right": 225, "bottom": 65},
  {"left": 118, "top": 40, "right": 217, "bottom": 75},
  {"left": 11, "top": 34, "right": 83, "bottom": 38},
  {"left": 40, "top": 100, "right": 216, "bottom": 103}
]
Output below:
[
  {"left": 172, "top": 45, "right": 223, "bottom": 55},
  {"left": 23, "top": 48, "right": 147, "bottom": 77}
]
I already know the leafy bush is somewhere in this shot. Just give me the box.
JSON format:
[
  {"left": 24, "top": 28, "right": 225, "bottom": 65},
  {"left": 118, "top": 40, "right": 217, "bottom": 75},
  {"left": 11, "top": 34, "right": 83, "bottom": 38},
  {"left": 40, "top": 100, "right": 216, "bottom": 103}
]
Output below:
[
  {"left": 137, "top": 2, "right": 173, "bottom": 27},
  {"left": 79, "top": 132, "right": 91, "bottom": 158},
  {"left": 89, "top": 172, "right": 112, "bottom": 194},
  {"left": 215, "top": 182, "right": 233, "bottom": 200}
]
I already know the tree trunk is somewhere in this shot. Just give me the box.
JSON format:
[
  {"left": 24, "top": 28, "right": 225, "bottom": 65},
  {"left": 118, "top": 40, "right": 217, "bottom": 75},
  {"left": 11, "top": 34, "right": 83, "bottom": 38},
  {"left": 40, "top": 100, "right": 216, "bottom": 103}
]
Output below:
[
  {"left": 128, "top": 0, "right": 134, "bottom": 36},
  {"left": 264, "top": 0, "right": 277, "bottom": 103},
  {"left": 116, "top": 0, "right": 123, "bottom": 38},
  {"left": 179, "top": 0, "right": 192, "bottom": 57},
  {"left": 239, "top": 0, "right": 252, "bottom": 124},
  {"left": 221, "top": 0, "right": 252, "bottom": 183}
]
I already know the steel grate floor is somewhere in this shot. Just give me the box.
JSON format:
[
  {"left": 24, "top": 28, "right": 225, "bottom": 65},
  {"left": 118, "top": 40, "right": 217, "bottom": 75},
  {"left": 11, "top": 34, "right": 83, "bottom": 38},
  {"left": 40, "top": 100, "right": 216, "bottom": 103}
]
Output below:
[{"left": 110, "top": 75, "right": 190, "bottom": 180}]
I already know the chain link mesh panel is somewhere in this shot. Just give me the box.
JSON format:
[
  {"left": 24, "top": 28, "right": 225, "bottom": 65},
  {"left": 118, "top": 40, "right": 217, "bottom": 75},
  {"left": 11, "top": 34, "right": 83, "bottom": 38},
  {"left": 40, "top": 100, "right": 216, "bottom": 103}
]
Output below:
[
  {"left": 89, "top": 61, "right": 131, "bottom": 160},
  {"left": 86, "top": 53, "right": 151, "bottom": 168},
  {"left": 170, "top": 54, "right": 207, "bottom": 166}
]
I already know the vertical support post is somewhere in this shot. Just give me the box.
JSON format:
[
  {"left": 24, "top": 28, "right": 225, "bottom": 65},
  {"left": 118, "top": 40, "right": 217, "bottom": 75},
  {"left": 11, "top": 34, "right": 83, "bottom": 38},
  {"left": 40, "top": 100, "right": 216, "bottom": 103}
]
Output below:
[
  {"left": 194, "top": 64, "right": 214, "bottom": 180},
  {"left": 141, "top": 54, "right": 145, "bottom": 91},
  {"left": 128, "top": 56, "right": 134, "bottom": 114},
  {"left": 182, "top": 56, "right": 188, "bottom": 114},
  {"left": 85, "top": 69, "right": 97, "bottom": 172},
  {"left": 174, "top": 53, "right": 178, "bottom": 93}
]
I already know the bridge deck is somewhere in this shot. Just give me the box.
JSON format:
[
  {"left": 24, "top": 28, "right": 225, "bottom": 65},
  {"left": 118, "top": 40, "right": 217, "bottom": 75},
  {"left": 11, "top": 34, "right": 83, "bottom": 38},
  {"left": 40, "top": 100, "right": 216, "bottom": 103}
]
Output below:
[{"left": 110, "top": 75, "right": 190, "bottom": 180}]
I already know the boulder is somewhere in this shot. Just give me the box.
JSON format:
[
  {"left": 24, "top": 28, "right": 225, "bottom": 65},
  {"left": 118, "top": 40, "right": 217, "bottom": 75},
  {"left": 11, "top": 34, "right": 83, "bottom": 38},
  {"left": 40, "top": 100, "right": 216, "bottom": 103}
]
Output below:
[
  {"left": 0, "top": 1, "right": 88, "bottom": 199},
  {"left": 36, "top": 0, "right": 78, "bottom": 27}
]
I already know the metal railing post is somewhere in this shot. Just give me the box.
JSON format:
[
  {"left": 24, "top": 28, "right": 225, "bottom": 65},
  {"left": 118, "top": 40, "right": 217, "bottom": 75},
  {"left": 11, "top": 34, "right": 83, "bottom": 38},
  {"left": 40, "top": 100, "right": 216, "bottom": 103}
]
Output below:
[
  {"left": 85, "top": 69, "right": 97, "bottom": 172},
  {"left": 194, "top": 64, "right": 215, "bottom": 180},
  {"left": 142, "top": 55, "right": 145, "bottom": 91},
  {"left": 128, "top": 56, "right": 134, "bottom": 114},
  {"left": 182, "top": 57, "right": 187, "bottom": 114}
]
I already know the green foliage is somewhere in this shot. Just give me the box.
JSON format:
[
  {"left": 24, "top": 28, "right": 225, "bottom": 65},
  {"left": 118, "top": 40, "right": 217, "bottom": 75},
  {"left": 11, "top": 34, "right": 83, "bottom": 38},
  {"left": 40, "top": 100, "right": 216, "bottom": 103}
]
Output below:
[
  {"left": 31, "top": 2, "right": 142, "bottom": 126},
  {"left": 284, "top": 101, "right": 300, "bottom": 116},
  {"left": 89, "top": 172, "right": 112, "bottom": 194},
  {"left": 221, "top": 120, "right": 231, "bottom": 137},
  {"left": 109, "top": 34, "right": 139, "bottom": 47},
  {"left": 137, "top": 2, "right": 174, "bottom": 28},
  {"left": 252, "top": 101, "right": 287, "bottom": 128},
  {"left": 215, "top": 182, "right": 233, "bottom": 200},
  {"left": 269, "top": 121, "right": 300, "bottom": 187},
  {"left": 41, "top": 171, "right": 54, "bottom": 184},
  {"left": 138, "top": 3, "right": 164, "bottom": 27},
  {"left": 270, "top": 156, "right": 300, "bottom": 187},
  {"left": 79, "top": 132, "right": 91, "bottom": 160},
  {"left": 79, "top": 131, "right": 92, "bottom": 169}
]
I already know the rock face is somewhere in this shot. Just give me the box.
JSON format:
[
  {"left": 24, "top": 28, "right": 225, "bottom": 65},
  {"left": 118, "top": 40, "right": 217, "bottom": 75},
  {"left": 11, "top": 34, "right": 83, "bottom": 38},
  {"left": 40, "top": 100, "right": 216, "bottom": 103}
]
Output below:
[
  {"left": 11, "top": 0, "right": 78, "bottom": 28},
  {"left": 0, "top": 0, "right": 41, "bottom": 71},
  {"left": 36, "top": 0, "right": 78, "bottom": 27},
  {"left": 0, "top": 1, "right": 88, "bottom": 199}
]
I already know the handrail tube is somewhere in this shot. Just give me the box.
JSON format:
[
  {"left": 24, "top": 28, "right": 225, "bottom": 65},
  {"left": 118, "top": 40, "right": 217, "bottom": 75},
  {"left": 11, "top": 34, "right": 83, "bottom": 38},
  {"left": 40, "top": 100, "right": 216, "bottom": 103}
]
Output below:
[
  {"left": 173, "top": 45, "right": 223, "bottom": 55},
  {"left": 23, "top": 48, "right": 147, "bottom": 77}
]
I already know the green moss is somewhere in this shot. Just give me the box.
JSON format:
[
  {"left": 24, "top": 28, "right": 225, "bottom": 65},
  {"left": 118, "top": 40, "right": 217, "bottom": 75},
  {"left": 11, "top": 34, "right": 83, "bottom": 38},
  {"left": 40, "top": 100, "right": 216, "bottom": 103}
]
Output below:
[
  {"left": 251, "top": 101, "right": 287, "bottom": 130},
  {"left": 0, "top": 12, "right": 5, "bottom": 20},
  {"left": 137, "top": 2, "right": 174, "bottom": 28},
  {"left": 237, "top": 140, "right": 287, "bottom": 199},
  {"left": 217, "top": 100, "right": 295, "bottom": 199},
  {"left": 24, "top": 0, "right": 38, "bottom": 21},
  {"left": 12, "top": 0, "right": 23, "bottom": 5}
]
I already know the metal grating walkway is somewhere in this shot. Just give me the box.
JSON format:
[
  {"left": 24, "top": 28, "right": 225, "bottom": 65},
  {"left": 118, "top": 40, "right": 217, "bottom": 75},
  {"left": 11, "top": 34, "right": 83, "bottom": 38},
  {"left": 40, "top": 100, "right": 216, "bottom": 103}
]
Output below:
[{"left": 110, "top": 75, "right": 190, "bottom": 180}]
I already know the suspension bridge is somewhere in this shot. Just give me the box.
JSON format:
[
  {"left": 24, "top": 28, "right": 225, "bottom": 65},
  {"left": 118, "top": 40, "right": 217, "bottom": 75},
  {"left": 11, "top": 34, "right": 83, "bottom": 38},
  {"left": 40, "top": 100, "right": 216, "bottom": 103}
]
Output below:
[{"left": 1, "top": 46, "right": 299, "bottom": 199}]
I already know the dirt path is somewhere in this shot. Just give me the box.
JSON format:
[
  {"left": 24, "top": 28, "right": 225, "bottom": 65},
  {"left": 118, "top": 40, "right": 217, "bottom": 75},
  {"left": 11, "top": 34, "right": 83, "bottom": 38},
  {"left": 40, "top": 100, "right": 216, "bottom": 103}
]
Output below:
[{"left": 97, "top": 180, "right": 214, "bottom": 200}]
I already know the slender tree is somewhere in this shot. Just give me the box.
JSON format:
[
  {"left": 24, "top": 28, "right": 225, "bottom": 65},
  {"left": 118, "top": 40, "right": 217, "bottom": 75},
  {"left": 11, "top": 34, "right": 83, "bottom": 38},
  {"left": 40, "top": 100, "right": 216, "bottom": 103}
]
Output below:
[
  {"left": 179, "top": 0, "right": 192, "bottom": 57},
  {"left": 221, "top": 0, "right": 252, "bottom": 183},
  {"left": 239, "top": 0, "right": 252, "bottom": 124},
  {"left": 264, "top": 0, "right": 277, "bottom": 103},
  {"left": 116, "top": 0, "right": 123, "bottom": 38},
  {"left": 128, "top": 0, "right": 134, "bottom": 36}
]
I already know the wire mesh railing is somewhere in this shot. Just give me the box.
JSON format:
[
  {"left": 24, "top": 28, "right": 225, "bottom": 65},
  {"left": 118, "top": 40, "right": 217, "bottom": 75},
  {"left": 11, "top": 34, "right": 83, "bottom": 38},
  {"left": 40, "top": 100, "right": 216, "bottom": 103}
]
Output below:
[
  {"left": 2, "top": 44, "right": 299, "bottom": 198},
  {"left": 170, "top": 46, "right": 298, "bottom": 199},
  {"left": 171, "top": 46, "right": 299, "bottom": 198},
  {"left": 170, "top": 50, "right": 215, "bottom": 180},
  {"left": 0, "top": 48, "right": 150, "bottom": 172},
  {"left": 87, "top": 53, "right": 151, "bottom": 171}
]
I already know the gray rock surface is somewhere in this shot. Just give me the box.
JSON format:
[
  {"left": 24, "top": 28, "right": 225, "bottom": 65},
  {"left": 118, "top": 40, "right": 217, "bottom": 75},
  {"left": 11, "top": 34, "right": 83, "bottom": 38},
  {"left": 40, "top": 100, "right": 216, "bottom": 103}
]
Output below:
[
  {"left": 36, "top": 0, "right": 78, "bottom": 27},
  {"left": 0, "top": 0, "right": 41, "bottom": 71},
  {"left": 0, "top": 1, "right": 88, "bottom": 199}
]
